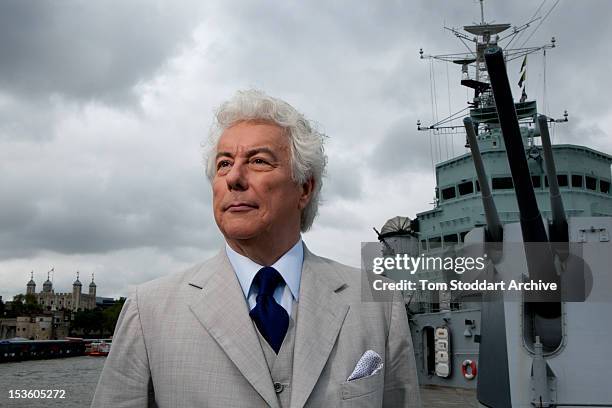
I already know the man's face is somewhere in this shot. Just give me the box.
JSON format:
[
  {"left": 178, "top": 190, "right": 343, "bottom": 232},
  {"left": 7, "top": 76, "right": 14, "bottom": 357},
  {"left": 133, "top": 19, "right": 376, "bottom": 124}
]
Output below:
[{"left": 212, "top": 121, "right": 311, "bottom": 243}]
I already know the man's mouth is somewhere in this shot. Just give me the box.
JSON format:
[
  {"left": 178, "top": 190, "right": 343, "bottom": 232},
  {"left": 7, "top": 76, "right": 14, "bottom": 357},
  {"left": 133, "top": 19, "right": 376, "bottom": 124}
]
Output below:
[{"left": 225, "top": 202, "right": 259, "bottom": 212}]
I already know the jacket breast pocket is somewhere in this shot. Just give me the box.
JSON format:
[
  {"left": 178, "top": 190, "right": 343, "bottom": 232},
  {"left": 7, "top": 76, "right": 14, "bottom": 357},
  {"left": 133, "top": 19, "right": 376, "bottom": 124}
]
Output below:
[{"left": 340, "top": 372, "right": 384, "bottom": 407}]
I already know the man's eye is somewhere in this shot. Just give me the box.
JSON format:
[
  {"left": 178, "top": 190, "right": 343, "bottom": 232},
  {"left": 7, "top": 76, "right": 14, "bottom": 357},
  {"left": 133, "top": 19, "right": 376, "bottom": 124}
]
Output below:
[
  {"left": 252, "top": 158, "right": 269, "bottom": 165},
  {"left": 217, "top": 160, "right": 231, "bottom": 170}
]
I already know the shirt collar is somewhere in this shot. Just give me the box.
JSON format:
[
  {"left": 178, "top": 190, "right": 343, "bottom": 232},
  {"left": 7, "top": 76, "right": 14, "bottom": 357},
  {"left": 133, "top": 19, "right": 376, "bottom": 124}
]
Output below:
[{"left": 225, "top": 239, "right": 303, "bottom": 301}]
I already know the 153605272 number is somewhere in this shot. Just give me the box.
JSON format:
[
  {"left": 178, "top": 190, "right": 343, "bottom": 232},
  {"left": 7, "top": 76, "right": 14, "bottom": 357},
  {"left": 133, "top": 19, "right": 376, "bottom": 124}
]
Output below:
[{"left": 8, "top": 389, "right": 66, "bottom": 399}]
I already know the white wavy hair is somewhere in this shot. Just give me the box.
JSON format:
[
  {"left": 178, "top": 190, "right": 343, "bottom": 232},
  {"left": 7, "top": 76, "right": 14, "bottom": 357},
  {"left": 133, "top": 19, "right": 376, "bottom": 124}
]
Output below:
[{"left": 205, "top": 89, "right": 327, "bottom": 232}]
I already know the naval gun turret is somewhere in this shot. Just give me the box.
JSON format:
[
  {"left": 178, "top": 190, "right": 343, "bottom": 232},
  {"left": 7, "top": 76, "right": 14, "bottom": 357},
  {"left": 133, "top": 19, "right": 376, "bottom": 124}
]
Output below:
[
  {"left": 464, "top": 116, "right": 503, "bottom": 244},
  {"left": 485, "top": 45, "right": 562, "bottom": 319},
  {"left": 468, "top": 46, "right": 612, "bottom": 408},
  {"left": 538, "top": 114, "right": 569, "bottom": 247}
]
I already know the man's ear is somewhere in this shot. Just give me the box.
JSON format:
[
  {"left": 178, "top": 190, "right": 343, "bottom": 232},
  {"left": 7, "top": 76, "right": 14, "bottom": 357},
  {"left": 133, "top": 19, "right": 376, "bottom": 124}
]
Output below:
[{"left": 298, "top": 177, "right": 315, "bottom": 210}]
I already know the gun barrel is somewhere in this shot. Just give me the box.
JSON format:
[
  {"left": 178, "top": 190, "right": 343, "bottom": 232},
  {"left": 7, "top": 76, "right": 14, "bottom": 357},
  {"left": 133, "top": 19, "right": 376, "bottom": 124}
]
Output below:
[
  {"left": 484, "top": 46, "right": 550, "bottom": 244},
  {"left": 483, "top": 48, "right": 562, "bottom": 375},
  {"left": 484, "top": 46, "right": 561, "bottom": 313},
  {"left": 538, "top": 115, "right": 569, "bottom": 243},
  {"left": 464, "top": 117, "right": 503, "bottom": 242}
]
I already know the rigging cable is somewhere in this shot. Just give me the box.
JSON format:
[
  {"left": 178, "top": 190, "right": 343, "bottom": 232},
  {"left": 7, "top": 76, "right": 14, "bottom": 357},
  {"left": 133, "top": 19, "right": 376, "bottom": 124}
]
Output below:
[
  {"left": 543, "top": 49, "right": 548, "bottom": 117},
  {"left": 428, "top": 59, "right": 436, "bottom": 163},
  {"left": 431, "top": 106, "right": 471, "bottom": 128},
  {"left": 446, "top": 61, "right": 454, "bottom": 157},
  {"left": 429, "top": 59, "right": 439, "bottom": 165},
  {"left": 431, "top": 60, "right": 442, "bottom": 160},
  {"left": 519, "top": 0, "right": 560, "bottom": 48},
  {"left": 551, "top": 121, "right": 556, "bottom": 144},
  {"left": 430, "top": 59, "right": 442, "bottom": 161},
  {"left": 506, "top": 21, "right": 530, "bottom": 50},
  {"left": 466, "top": 86, "right": 470, "bottom": 155},
  {"left": 429, "top": 130, "right": 435, "bottom": 180},
  {"left": 506, "top": 0, "right": 547, "bottom": 49},
  {"left": 530, "top": 0, "right": 548, "bottom": 22}
]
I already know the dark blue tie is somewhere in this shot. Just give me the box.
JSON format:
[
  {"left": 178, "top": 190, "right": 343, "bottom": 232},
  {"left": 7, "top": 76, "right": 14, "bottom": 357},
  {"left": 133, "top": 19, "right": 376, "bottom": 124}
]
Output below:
[{"left": 249, "top": 266, "right": 289, "bottom": 354}]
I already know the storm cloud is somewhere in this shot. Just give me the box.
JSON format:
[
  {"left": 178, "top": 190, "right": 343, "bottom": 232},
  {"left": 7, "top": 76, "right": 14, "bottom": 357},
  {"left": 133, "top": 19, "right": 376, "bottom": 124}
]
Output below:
[{"left": 1, "top": 0, "right": 611, "bottom": 300}]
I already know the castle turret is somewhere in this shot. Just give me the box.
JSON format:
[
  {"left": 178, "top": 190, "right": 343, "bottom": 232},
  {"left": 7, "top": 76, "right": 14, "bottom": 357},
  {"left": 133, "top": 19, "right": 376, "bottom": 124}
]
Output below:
[
  {"left": 26, "top": 271, "right": 36, "bottom": 295},
  {"left": 72, "top": 271, "right": 82, "bottom": 311},
  {"left": 89, "top": 273, "right": 97, "bottom": 309},
  {"left": 42, "top": 269, "right": 53, "bottom": 293}
]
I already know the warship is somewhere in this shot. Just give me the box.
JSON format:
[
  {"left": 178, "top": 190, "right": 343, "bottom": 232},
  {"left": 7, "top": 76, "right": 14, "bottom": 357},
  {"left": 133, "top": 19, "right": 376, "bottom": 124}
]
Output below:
[{"left": 375, "top": 2, "right": 612, "bottom": 406}]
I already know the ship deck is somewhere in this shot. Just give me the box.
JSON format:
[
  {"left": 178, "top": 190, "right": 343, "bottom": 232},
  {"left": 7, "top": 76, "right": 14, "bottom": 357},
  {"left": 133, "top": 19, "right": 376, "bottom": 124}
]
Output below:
[{"left": 420, "top": 385, "right": 478, "bottom": 407}]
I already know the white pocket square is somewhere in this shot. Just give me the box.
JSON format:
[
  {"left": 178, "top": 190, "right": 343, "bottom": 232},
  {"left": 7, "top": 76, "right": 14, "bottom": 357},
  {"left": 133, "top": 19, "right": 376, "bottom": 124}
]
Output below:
[{"left": 347, "top": 350, "right": 383, "bottom": 381}]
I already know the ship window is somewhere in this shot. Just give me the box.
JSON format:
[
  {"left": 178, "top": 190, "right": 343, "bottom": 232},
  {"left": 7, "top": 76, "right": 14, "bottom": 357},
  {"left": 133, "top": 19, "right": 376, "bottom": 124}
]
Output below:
[
  {"left": 444, "top": 234, "right": 458, "bottom": 246},
  {"left": 460, "top": 231, "right": 470, "bottom": 242},
  {"left": 586, "top": 176, "right": 597, "bottom": 191},
  {"left": 572, "top": 174, "right": 583, "bottom": 188},
  {"left": 492, "top": 177, "right": 514, "bottom": 190},
  {"left": 441, "top": 186, "right": 456, "bottom": 200},
  {"left": 557, "top": 174, "right": 568, "bottom": 187},
  {"left": 475, "top": 180, "right": 480, "bottom": 192},
  {"left": 423, "top": 327, "right": 436, "bottom": 375},
  {"left": 458, "top": 181, "right": 474, "bottom": 196},
  {"left": 544, "top": 174, "right": 571, "bottom": 188},
  {"left": 531, "top": 175, "right": 541, "bottom": 188},
  {"left": 421, "top": 240, "right": 428, "bottom": 251},
  {"left": 601, "top": 180, "right": 610, "bottom": 194},
  {"left": 429, "top": 236, "right": 442, "bottom": 249}
]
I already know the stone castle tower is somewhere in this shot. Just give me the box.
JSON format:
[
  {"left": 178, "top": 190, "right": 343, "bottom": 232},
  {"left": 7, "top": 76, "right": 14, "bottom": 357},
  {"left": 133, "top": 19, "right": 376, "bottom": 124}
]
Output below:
[
  {"left": 89, "top": 274, "right": 97, "bottom": 299},
  {"left": 72, "top": 272, "right": 82, "bottom": 311},
  {"left": 26, "top": 271, "right": 36, "bottom": 295},
  {"left": 26, "top": 270, "right": 97, "bottom": 311}
]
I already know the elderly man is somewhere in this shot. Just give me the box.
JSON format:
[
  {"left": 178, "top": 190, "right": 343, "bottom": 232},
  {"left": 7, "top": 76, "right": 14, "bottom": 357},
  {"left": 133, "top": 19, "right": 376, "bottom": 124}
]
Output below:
[{"left": 91, "top": 90, "right": 421, "bottom": 408}]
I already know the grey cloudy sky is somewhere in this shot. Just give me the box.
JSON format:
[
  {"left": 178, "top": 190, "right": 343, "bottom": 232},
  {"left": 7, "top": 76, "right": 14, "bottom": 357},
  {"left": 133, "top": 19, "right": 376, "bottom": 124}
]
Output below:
[{"left": 1, "top": 0, "right": 611, "bottom": 301}]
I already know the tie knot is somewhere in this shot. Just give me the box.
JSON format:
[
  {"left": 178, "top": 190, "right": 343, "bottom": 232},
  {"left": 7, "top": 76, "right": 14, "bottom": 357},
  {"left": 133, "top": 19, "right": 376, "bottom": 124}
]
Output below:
[{"left": 253, "top": 266, "right": 283, "bottom": 297}]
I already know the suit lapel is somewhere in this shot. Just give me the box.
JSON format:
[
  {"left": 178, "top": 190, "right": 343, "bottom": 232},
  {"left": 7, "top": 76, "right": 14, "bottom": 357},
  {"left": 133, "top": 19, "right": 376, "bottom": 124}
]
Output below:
[
  {"left": 290, "top": 246, "right": 350, "bottom": 408},
  {"left": 187, "top": 251, "right": 280, "bottom": 408}
]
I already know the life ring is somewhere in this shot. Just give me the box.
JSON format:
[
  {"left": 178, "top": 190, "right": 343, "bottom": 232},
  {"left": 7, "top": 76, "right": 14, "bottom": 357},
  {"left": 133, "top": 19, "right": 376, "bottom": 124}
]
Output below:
[{"left": 461, "top": 359, "right": 477, "bottom": 380}]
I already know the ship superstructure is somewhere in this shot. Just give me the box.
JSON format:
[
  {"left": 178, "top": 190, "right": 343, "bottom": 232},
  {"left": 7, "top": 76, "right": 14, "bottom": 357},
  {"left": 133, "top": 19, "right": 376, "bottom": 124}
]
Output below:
[{"left": 376, "top": 1, "right": 612, "bottom": 396}]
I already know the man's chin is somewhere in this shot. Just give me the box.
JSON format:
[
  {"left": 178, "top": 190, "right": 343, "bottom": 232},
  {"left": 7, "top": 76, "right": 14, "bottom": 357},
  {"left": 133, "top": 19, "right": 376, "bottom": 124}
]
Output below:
[{"left": 221, "top": 227, "right": 262, "bottom": 242}]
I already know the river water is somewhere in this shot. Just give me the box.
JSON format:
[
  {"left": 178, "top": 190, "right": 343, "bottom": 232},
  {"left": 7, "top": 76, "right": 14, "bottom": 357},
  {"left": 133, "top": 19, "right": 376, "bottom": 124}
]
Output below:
[
  {"left": 0, "top": 357, "right": 478, "bottom": 407},
  {"left": 0, "top": 356, "right": 105, "bottom": 407}
]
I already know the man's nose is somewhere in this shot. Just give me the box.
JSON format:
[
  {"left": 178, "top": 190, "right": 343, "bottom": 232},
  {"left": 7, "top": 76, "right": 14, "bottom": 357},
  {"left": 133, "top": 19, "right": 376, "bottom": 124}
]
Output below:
[{"left": 225, "top": 161, "right": 248, "bottom": 191}]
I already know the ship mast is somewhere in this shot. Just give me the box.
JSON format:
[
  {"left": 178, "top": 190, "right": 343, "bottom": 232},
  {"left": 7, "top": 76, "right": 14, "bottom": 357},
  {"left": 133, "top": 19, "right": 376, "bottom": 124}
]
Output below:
[{"left": 417, "top": 2, "right": 561, "bottom": 134}]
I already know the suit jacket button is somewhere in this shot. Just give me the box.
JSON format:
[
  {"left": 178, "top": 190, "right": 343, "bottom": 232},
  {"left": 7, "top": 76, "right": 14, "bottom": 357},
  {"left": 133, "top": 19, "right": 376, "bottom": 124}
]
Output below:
[{"left": 274, "top": 382, "right": 284, "bottom": 393}]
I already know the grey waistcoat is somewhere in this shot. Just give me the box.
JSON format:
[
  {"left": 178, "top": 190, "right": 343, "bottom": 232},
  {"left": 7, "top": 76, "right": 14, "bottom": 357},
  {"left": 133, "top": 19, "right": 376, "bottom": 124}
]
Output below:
[{"left": 255, "top": 303, "right": 297, "bottom": 408}]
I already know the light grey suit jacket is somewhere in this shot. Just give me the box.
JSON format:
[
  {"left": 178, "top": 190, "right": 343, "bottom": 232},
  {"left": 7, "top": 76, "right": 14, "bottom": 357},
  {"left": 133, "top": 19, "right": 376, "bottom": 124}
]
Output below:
[{"left": 91, "top": 246, "right": 421, "bottom": 407}]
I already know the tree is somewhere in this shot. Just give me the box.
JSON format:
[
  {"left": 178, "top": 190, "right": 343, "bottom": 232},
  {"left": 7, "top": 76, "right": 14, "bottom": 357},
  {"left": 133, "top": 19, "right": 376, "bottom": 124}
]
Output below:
[
  {"left": 9, "top": 293, "right": 43, "bottom": 316},
  {"left": 73, "top": 310, "right": 102, "bottom": 335},
  {"left": 10, "top": 294, "right": 26, "bottom": 316},
  {"left": 70, "top": 298, "right": 126, "bottom": 337},
  {"left": 102, "top": 298, "right": 126, "bottom": 335},
  {"left": 24, "top": 293, "right": 43, "bottom": 314}
]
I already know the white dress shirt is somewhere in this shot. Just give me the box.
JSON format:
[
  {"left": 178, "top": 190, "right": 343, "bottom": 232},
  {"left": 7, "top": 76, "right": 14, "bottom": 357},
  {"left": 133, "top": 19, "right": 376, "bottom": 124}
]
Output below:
[{"left": 225, "top": 239, "right": 303, "bottom": 317}]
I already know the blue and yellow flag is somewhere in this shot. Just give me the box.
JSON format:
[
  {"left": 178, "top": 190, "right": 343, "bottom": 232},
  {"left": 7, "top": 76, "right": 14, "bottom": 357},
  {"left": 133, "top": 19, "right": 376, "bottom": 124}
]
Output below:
[{"left": 518, "top": 55, "right": 527, "bottom": 88}]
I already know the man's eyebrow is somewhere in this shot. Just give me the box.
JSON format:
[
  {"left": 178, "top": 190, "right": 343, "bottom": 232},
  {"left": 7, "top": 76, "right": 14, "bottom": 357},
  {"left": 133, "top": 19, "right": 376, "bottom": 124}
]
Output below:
[
  {"left": 215, "top": 147, "right": 278, "bottom": 161},
  {"left": 215, "top": 151, "right": 233, "bottom": 161},
  {"left": 244, "top": 147, "right": 278, "bottom": 159}
]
